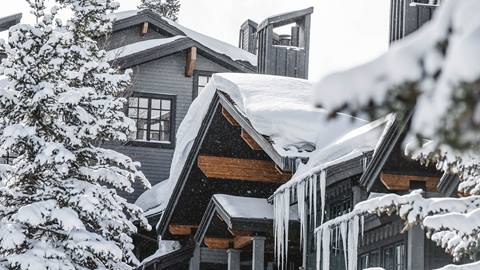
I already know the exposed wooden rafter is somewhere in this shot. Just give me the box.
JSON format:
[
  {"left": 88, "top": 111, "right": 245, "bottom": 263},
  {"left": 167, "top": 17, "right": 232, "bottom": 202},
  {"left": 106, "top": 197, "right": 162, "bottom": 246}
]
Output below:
[
  {"left": 380, "top": 172, "right": 439, "bottom": 192},
  {"left": 204, "top": 237, "right": 232, "bottom": 249},
  {"left": 169, "top": 224, "right": 198, "bottom": 236},
  {"left": 141, "top": 22, "right": 149, "bottom": 36},
  {"left": 241, "top": 129, "right": 262, "bottom": 150},
  {"left": 197, "top": 155, "right": 291, "bottom": 183},
  {"left": 234, "top": 236, "right": 252, "bottom": 249},
  {"left": 185, "top": 47, "right": 197, "bottom": 77},
  {"left": 222, "top": 107, "right": 239, "bottom": 126}
]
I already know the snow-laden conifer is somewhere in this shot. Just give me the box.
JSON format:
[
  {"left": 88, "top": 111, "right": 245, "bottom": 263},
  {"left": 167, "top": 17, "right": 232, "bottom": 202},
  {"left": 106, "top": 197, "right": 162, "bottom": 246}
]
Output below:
[
  {"left": 0, "top": 0, "right": 150, "bottom": 269},
  {"left": 138, "top": 0, "right": 181, "bottom": 21}
]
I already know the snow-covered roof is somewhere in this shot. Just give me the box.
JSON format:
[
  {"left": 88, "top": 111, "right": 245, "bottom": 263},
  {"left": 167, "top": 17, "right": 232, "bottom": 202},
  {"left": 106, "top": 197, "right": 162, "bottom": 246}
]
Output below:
[
  {"left": 214, "top": 195, "right": 273, "bottom": 220},
  {"left": 109, "top": 10, "right": 257, "bottom": 66},
  {"left": 106, "top": 36, "right": 186, "bottom": 62},
  {"left": 214, "top": 194, "right": 298, "bottom": 220},
  {"left": 144, "top": 73, "right": 365, "bottom": 220},
  {"left": 135, "top": 180, "right": 170, "bottom": 217},
  {"left": 275, "top": 114, "right": 395, "bottom": 195}
]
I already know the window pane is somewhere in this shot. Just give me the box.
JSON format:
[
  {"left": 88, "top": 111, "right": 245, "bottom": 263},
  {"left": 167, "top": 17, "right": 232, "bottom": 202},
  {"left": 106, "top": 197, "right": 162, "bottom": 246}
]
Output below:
[
  {"left": 161, "top": 131, "right": 170, "bottom": 142},
  {"left": 161, "top": 121, "right": 170, "bottom": 132},
  {"left": 151, "top": 123, "right": 160, "bottom": 131},
  {"left": 396, "top": 244, "right": 405, "bottom": 270},
  {"left": 136, "top": 119, "right": 148, "bottom": 130},
  {"left": 152, "top": 99, "right": 161, "bottom": 110},
  {"left": 150, "top": 132, "right": 160, "bottom": 141},
  {"left": 128, "top": 97, "right": 138, "bottom": 107},
  {"left": 138, "top": 109, "right": 149, "bottom": 119},
  {"left": 161, "top": 111, "right": 171, "bottom": 122},
  {"left": 199, "top": 75, "right": 210, "bottom": 86},
  {"left": 139, "top": 98, "right": 149, "bottom": 108},
  {"left": 136, "top": 130, "right": 147, "bottom": 141},
  {"left": 383, "top": 247, "right": 394, "bottom": 270},
  {"left": 128, "top": 108, "right": 137, "bottom": 118},
  {"left": 369, "top": 250, "right": 380, "bottom": 267},
  {"left": 151, "top": 109, "right": 161, "bottom": 120},
  {"left": 162, "top": 100, "right": 171, "bottom": 110}
]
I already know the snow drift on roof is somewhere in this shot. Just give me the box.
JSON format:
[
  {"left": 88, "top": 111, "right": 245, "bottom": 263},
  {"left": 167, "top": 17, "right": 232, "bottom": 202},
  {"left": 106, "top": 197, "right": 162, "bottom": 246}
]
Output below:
[
  {"left": 106, "top": 36, "right": 186, "bottom": 61},
  {"left": 135, "top": 180, "right": 170, "bottom": 217},
  {"left": 275, "top": 114, "right": 395, "bottom": 194},
  {"left": 109, "top": 10, "right": 257, "bottom": 66},
  {"left": 214, "top": 194, "right": 298, "bottom": 220},
  {"left": 141, "top": 73, "right": 364, "bottom": 217}
]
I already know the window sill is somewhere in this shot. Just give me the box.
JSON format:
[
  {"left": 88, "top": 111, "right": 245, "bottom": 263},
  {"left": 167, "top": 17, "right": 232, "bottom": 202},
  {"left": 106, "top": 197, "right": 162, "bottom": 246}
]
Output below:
[{"left": 126, "top": 140, "right": 175, "bottom": 149}]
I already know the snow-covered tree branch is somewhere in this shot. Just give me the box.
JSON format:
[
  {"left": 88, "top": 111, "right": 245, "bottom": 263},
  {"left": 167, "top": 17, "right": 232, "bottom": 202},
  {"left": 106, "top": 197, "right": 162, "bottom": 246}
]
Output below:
[
  {"left": 0, "top": 0, "right": 151, "bottom": 269},
  {"left": 138, "top": 0, "right": 181, "bottom": 21}
]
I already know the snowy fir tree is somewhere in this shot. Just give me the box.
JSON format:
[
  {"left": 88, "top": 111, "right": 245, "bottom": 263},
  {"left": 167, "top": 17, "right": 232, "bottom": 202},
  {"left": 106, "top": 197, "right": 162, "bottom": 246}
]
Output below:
[
  {"left": 315, "top": 0, "right": 480, "bottom": 268},
  {"left": 138, "top": 0, "right": 181, "bottom": 21},
  {"left": 0, "top": 0, "right": 151, "bottom": 269}
]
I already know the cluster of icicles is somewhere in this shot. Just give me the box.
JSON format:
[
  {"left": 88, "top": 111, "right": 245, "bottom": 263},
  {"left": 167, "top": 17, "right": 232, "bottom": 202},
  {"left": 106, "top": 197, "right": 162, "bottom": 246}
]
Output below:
[{"left": 273, "top": 169, "right": 365, "bottom": 270}]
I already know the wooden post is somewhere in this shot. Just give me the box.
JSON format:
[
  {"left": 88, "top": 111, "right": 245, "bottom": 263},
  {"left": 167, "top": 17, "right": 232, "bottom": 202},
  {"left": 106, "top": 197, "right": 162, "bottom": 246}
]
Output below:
[
  {"left": 189, "top": 244, "right": 201, "bottom": 270},
  {"left": 185, "top": 47, "right": 197, "bottom": 77},
  {"left": 408, "top": 225, "right": 424, "bottom": 270},
  {"left": 252, "top": 236, "right": 266, "bottom": 270},
  {"left": 141, "top": 22, "right": 149, "bottom": 36},
  {"left": 227, "top": 249, "right": 241, "bottom": 270}
]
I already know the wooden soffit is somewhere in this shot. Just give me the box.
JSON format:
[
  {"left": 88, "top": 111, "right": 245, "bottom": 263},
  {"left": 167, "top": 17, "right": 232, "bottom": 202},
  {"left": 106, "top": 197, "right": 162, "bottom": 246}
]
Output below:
[
  {"left": 197, "top": 155, "right": 291, "bottom": 183},
  {"left": 380, "top": 172, "right": 439, "bottom": 192}
]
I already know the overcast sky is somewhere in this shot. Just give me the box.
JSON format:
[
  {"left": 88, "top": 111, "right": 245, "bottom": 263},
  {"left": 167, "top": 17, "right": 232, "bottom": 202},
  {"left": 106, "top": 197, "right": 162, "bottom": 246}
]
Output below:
[{"left": 0, "top": 0, "right": 390, "bottom": 81}]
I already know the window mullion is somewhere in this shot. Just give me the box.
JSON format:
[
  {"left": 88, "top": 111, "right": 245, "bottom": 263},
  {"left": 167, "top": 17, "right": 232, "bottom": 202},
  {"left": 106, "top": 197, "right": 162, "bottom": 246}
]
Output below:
[{"left": 147, "top": 98, "right": 152, "bottom": 141}]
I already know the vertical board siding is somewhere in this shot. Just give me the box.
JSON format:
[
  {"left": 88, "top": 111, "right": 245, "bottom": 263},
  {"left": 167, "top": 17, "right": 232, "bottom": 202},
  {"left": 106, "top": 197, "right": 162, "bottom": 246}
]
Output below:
[{"left": 109, "top": 52, "right": 233, "bottom": 202}]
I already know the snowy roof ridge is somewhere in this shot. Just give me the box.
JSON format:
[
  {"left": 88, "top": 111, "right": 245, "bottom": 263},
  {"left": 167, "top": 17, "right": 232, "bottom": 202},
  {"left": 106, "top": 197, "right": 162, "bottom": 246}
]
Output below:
[
  {"left": 109, "top": 9, "right": 257, "bottom": 66},
  {"left": 106, "top": 36, "right": 186, "bottom": 62},
  {"left": 152, "top": 73, "right": 365, "bottom": 231},
  {"left": 274, "top": 114, "right": 396, "bottom": 196}
]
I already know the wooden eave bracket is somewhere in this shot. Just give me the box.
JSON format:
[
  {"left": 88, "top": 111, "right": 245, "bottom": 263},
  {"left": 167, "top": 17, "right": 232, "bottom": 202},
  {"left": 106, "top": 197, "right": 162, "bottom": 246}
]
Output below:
[
  {"left": 380, "top": 172, "right": 439, "bottom": 192},
  {"left": 141, "top": 22, "right": 149, "bottom": 36},
  {"left": 169, "top": 224, "right": 198, "bottom": 236},
  {"left": 185, "top": 47, "right": 197, "bottom": 77}
]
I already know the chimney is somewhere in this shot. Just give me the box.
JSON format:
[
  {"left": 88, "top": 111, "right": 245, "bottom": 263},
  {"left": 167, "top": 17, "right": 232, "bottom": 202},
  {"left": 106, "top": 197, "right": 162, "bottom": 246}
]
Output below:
[
  {"left": 390, "top": 0, "right": 439, "bottom": 45},
  {"left": 256, "top": 7, "right": 313, "bottom": 79},
  {"left": 239, "top": 19, "right": 258, "bottom": 54}
]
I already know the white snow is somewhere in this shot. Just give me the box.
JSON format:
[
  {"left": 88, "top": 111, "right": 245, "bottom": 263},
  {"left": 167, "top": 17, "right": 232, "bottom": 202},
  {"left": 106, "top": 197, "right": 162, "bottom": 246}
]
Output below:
[
  {"left": 109, "top": 10, "right": 257, "bottom": 66},
  {"left": 139, "top": 239, "right": 180, "bottom": 266},
  {"left": 213, "top": 194, "right": 298, "bottom": 220},
  {"left": 135, "top": 180, "right": 170, "bottom": 217},
  {"left": 106, "top": 36, "right": 186, "bottom": 62}
]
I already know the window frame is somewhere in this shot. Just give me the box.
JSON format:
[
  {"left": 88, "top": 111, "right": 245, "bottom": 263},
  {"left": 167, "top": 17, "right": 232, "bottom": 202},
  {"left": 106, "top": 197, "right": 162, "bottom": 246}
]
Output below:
[
  {"left": 126, "top": 92, "right": 176, "bottom": 149},
  {"left": 192, "top": 70, "right": 215, "bottom": 99}
]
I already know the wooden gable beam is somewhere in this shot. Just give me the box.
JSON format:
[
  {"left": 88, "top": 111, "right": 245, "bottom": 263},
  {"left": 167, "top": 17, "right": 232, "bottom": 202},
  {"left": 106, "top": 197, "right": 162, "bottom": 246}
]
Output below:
[
  {"left": 198, "top": 155, "right": 291, "bottom": 183},
  {"left": 141, "top": 22, "right": 149, "bottom": 36},
  {"left": 241, "top": 129, "right": 262, "bottom": 151},
  {"left": 185, "top": 47, "right": 197, "bottom": 77},
  {"left": 222, "top": 107, "right": 239, "bottom": 126},
  {"left": 204, "top": 237, "right": 232, "bottom": 249},
  {"left": 234, "top": 236, "right": 252, "bottom": 249},
  {"left": 380, "top": 172, "right": 439, "bottom": 192},
  {"left": 169, "top": 224, "right": 198, "bottom": 236}
]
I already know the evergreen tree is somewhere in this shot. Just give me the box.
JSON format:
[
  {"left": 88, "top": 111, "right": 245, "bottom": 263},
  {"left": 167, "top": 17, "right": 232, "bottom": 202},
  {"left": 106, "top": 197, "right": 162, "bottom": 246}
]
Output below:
[
  {"left": 0, "top": 0, "right": 150, "bottom": 269},
  {"left": 315, "top": 1, "right": 480, "bottom": 268},
  {"left": 138, "top": 0, "right": 181, "bottom": 21}
]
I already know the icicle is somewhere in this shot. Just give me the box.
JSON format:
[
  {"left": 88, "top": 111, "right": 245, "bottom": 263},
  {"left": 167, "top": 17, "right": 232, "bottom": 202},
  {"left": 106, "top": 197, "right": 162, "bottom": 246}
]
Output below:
[
  {"left": 320, "top": 170, "right": 326, "bottom": 225},
  {"left": 274, "top": 190, "right": 290, "bottom": 269},
  {"left": 362, "top": 155, "right": 368, "bottom": 171},
  {"left": 361, "top": 215, "right": 365, "bottom": 241},
  {"left": 347, "top": 216, "right": 360, "bottom": 270},
  {"left": 322, "top": 227, "right": 331, "bottom": 270},
  {"left": 297, "top": 181, "right": 307, "bottom": 268},
  {"left": 316, "top": 228, "right": 321, "bottom": 270},
  {"left": 313, "top": 173, "right": 318, "bottom": 228},
  {"left": 340, "top": 221, "right": 348, "bottom": 269}
]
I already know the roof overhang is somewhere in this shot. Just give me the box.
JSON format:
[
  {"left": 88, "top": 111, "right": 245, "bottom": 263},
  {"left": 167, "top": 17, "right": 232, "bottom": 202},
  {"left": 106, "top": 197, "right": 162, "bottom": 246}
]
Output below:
[
  {"left": 157, "top": 90, "right": 298, "bottom": 239},
  {"left": 258, "top": 7, "right": 314, "bottom": 31},
  {"left": 0, "top": 13, "right": 22, "bottom": 32}
]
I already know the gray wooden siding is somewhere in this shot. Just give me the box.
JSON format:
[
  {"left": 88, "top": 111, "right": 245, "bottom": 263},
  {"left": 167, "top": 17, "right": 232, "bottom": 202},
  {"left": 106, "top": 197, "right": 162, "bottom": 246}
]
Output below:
[
  {"left": 102, "top": 26, "right": 170, "bottom": 50},
  {"left": 108, "top": 52, "right": 232, "bottom": 202}
]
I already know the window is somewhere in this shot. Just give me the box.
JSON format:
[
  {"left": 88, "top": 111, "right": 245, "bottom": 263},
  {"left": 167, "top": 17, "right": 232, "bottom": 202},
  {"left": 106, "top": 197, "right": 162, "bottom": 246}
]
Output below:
[
  {"left": 193, "top": 71, "right": 214, "bottom": 98},
  {"left": 128, "top": 95, "right": 175, "bottom": 145},
  {"left": 358, "top": 243, "right": 405, "bottom": 270},
  {"left": 0, "top": 152, "right": 16, "bottom": 164},
  {"left": 329, "top": 198, "right": 352, "bottom": 220}
]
